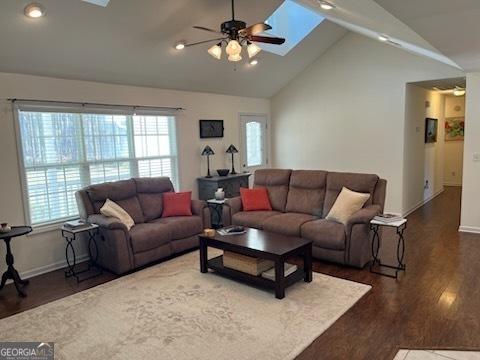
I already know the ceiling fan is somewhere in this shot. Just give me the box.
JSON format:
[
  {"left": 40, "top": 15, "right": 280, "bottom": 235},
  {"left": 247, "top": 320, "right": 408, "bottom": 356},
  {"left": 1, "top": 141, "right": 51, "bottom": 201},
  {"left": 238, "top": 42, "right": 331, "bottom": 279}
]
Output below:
[{"left": 178, "top": 0, "right": 286, "bottom": 62}]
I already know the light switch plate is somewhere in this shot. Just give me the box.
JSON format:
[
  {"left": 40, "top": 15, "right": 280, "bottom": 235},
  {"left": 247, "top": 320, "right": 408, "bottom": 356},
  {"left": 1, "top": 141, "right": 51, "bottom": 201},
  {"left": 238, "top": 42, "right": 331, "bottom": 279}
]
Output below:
[{"left": 473, "top": 153, "right": 480, "bottom": 162}]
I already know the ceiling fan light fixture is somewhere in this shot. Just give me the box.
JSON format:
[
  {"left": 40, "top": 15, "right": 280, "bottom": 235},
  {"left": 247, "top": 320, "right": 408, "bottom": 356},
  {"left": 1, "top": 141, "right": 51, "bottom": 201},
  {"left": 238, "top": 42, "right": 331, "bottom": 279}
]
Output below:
[
  {"left": 208, "top": 43, "right": 222, "bottom": 60},
  {"left": 228, "top": 53, "right": 242, "bottom": 62},
  {"left": 247, "top": 42, "right": 262, "bottom": 58},
  {"left": 318, "top": 1, "right": 335, "bottom": 10},
  {"left": 24, "top": 3, "right": 45, "bottom": 18},
  {"left": 226, "top": 40, "right": 242, "bottom": 56},
  {"left": 175, "top": 42, "right": 186, "bottom": 50}
]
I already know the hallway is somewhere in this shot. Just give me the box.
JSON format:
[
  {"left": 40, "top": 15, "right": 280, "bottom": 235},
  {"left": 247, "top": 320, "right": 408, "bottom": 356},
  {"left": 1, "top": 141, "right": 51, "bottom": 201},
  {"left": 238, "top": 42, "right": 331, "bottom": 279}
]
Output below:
[{"left": 301, "top": 186, "right": 480, "bottom": 359}]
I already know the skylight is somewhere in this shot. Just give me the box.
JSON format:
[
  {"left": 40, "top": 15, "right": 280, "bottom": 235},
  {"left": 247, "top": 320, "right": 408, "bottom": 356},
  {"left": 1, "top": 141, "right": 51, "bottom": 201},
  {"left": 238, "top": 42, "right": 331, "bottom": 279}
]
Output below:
[{"left": 260, "top": 0, "right": 325, "bottom": 56}]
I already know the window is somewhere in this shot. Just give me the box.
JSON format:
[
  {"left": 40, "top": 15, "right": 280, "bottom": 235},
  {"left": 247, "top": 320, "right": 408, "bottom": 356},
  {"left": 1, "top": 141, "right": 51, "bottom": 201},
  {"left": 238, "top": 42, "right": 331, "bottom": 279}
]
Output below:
[
  {"left": 16, "top": 104, "right": 178, "bottom": 226},
  {"left": 261, "top": 0, "right": 325, "bottom": 56},
  {"left": 240, "top": 114, "right": 268, "bottom": 171}
]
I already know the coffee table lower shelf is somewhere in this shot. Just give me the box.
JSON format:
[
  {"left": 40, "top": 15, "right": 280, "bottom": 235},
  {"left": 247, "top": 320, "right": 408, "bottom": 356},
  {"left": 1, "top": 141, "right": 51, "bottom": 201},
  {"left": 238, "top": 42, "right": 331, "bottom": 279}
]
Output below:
[{"left": 207, "top": 255, "right": 305, "bottom": 295}]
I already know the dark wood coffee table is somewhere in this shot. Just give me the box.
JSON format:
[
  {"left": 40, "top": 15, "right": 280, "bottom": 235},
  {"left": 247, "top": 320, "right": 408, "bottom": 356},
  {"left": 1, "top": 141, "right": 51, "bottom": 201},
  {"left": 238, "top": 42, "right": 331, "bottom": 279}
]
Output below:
[{"left": 199, "top": 228, "right": 313, "bottom": 299}]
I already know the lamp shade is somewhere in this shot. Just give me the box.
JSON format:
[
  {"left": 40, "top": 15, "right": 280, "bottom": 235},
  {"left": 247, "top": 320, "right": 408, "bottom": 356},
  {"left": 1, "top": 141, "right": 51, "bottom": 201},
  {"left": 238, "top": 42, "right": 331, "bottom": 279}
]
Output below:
[
  {"left": 228, "top": 53, "right": 242, "bottom": 62},
  {"left": 208, "top": 43, "right": 222, "bottom": 60},
  {"left": 226, "top": 40, "right": 241, "bottom": 56},
  {"left": 201, "top": 145, "right": 215, "bottom": 156},
  {"left": 226, "top": 144, "right": 238, "bottom": 153},
  {"left": 247, "top": 42, "right": 262, "bottom": 58}
]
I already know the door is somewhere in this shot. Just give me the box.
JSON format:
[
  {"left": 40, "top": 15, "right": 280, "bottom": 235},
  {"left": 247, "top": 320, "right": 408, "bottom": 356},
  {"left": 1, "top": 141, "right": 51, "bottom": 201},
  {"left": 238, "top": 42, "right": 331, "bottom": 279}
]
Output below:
[{"left": 240, "top": 114, "right": 268, "bottom": 173}]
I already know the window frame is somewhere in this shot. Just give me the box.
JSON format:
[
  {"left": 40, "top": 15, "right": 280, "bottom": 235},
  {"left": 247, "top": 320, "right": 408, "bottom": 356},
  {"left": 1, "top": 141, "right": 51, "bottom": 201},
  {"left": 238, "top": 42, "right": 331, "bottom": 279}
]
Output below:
[{"left": 13, "top": 102, "right": 180, "bottom": 230}]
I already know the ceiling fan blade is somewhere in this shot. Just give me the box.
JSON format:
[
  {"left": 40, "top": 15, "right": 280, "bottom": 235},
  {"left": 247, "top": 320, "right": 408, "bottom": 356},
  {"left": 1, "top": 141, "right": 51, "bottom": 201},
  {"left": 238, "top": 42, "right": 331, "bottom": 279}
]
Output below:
[
  {"left": 248, "top": 35, "right": 285, "bottom": 45},
  {"left": 193, "top": 26, "right": 223, "bottom": 35},
  {"left": 82, "top": 0, "right": 110, "bottom": 7},
  {"left": 239, "top": 23, "right": 272, "bottom": 35},
  {"left": 185, "top": 38, "right": 226, "bottom": 47}
]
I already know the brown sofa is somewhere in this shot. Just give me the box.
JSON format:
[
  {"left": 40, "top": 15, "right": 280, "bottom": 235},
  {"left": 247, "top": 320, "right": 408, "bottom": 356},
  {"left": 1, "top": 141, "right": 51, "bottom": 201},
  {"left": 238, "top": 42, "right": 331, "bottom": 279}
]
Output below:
[
  {"left": 222, "top": 169, "right": 386, "bottom": 268},
  {"left": 75, "top": 177, "right": 210, "bottom": 274}
]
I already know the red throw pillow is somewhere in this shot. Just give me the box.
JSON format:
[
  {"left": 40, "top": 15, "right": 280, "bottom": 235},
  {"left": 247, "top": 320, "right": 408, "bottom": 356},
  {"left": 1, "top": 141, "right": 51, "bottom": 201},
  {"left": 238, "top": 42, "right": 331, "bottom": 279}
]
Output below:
[
  {"left": 240, "top": 187, "right": 272, "bottom": 211},
  {"left": 162, "top": 191, "right": 193, "bottom": 217}
]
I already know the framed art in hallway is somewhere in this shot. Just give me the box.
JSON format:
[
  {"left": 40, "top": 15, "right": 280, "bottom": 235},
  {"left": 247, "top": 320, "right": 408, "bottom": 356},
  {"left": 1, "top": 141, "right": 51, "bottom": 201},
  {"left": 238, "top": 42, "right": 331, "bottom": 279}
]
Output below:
[
  {"left": 425, "top": 118, "right": 438, "bottom": 143},
  {"left": 445, "top": 117, "right": 465, "bottom": 141}
]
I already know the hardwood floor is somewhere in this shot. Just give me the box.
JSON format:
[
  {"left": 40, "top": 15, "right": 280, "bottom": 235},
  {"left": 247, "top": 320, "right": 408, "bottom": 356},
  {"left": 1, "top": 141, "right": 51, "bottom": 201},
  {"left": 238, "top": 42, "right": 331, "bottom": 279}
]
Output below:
[{"left": 0, "top": 187, "right": 479, "bottom": 359}]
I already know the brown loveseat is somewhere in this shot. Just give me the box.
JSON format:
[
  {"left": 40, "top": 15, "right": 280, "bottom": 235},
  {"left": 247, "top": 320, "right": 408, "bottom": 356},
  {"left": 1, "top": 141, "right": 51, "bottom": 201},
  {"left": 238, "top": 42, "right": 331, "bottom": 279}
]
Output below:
[
  {"left": 75, "top": 177, "right": 210, "bottom": 274},
  {"left": 222, "top": 169, "right": 386, "bottom": 268}
]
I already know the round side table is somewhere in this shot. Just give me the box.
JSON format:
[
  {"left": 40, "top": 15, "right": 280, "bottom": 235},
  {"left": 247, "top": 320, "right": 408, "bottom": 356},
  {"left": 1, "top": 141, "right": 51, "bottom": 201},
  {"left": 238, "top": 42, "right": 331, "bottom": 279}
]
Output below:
[{"left": 0, "top": 226, "right": 32, "bottom": 297}]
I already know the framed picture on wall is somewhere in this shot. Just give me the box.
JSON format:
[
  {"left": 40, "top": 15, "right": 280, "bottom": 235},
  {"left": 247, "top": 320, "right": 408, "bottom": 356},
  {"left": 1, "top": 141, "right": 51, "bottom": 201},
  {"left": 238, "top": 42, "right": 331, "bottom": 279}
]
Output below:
[
  {"left": 445, "top": 117, "right": 465, "bottom": 141},
  {"left": 199, "top": 120, "right": 224, "bottom": 138},
  {"left": 425, "top": 118, "right": 438, "bottom": 143}
]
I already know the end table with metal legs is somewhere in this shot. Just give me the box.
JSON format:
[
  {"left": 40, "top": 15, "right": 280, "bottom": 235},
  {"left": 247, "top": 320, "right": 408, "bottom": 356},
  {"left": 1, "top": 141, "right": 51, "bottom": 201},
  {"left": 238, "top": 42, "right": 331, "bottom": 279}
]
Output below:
[{"left": 370, "top": 219, "right": 407, "bottom": 279}]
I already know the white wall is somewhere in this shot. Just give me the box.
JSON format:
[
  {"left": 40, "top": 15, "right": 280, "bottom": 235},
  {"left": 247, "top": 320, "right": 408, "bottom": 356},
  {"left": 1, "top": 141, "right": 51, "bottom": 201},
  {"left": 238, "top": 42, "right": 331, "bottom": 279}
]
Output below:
[
  {"left": 444, "top": 95, "right": 465, "bottom": 186},
  {"left": 403, "top": 85, "right": 445, "bottom": 215},
  {"left": 271, "top": 32, "right": 463, "bottom": 214},
  {"left": 0, "top": 72, "right": 270, "bottom": 278},
  {"left": 460, "top": 73, "right": 480, "bottom": 233}
]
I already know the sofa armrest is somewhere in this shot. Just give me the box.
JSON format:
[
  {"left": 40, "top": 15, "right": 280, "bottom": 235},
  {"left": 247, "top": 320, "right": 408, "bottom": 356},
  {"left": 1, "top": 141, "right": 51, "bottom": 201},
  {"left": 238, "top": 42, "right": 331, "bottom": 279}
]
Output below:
[
  {"left": 191, "top": 199, "right": 211, "bottom": 228},
  {"left": 222, "top": 196, "right": 242, "bottom": 227},
  {"left": 88, "top": 214, "right": 128, "bottom": 232},
  {"left": 346, "top": 205, "right": 381, "bottom": 229}
]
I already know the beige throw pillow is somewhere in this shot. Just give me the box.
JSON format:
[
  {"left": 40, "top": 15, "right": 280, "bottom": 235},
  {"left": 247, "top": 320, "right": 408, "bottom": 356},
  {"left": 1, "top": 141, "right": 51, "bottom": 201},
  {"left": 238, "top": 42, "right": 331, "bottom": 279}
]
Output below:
[
  {"left": 326, "top": 187, "right": 370, "bottom": 225},
  {"left": 100, "top": 199, "right": 135, "bottom": 230}
]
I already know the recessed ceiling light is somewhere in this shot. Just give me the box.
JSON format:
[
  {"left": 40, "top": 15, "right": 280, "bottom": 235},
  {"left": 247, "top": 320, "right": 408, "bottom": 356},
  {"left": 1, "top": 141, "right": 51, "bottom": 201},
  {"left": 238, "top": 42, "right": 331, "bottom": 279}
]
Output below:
[
  {"left": 378, "top": 34, "right": 389, "bottom": 42},
  {"left": 24, "top": 3, "right": 45, "bottom": 18},
  {"left": 318, "top": 1, "right": 335, "bottom": 10},
  {"left": 175, "top": 42, "right": 185, "bottom": 50},
  {"left": 249, "top": 59, "right": 259, "bottom": 66}
]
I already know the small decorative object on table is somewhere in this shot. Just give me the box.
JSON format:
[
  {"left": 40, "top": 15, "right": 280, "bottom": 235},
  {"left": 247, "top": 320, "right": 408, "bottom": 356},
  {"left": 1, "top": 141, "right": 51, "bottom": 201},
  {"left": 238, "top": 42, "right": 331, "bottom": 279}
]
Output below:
[
  {"left": 370, "top": 216, "right": 407, "bottom": 279},
  {"left": 0, "top": 225, "right": 32, "bottom": 297},
  {"left": 214, "top": 187, "right": 225, "bottom": 200},
  {"left": 201, "top": 146, "right": 215, "bottom": 178},
  {"left": 226, "top": 144, "right": 239, "bottom": 175},
  {"left": 216, "top": 169, "right": 230, "bottom": 177},
  {"left": 203, "top": 228, "right": 216, "bottom": 237},
  {"left": 61, "top": 222, "right": 102, "bottom": 283},
  {"left": 0, "top": 223, "right": 12, "bottom": 233}
]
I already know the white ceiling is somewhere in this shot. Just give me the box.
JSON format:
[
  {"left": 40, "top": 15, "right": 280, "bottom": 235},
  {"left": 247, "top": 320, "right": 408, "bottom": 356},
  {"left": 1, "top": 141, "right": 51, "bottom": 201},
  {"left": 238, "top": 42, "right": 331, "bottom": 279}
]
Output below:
[
  {"left": 375, "top": 0, "right": 480, "bottom": 71},
  {"left": 0, "top": 0, "right": 347, "bottom": 98}
]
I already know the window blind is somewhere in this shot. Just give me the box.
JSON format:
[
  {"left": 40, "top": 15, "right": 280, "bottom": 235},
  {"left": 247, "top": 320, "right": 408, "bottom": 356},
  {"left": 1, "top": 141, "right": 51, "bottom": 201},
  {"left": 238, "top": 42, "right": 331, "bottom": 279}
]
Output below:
[{"left": 15, "top": 103, "right": 179, "bottom": 226}]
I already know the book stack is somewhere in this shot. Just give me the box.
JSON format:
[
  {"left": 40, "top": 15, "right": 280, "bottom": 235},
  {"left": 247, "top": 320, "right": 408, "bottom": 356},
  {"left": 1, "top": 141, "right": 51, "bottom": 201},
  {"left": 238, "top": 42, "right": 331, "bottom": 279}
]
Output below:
[
  {"left": 373, "top": 213, "right": 403, "bottom": 224},
  {"left": 63, "top": 219, "right": 91, "bottom": 231}
]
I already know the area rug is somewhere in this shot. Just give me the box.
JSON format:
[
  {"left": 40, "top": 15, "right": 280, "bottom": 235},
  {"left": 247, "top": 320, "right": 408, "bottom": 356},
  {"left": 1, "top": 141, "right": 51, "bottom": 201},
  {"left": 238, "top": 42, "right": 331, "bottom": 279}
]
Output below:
[{"left": 0, "top": 250, "right": 371, "bottom": 360}]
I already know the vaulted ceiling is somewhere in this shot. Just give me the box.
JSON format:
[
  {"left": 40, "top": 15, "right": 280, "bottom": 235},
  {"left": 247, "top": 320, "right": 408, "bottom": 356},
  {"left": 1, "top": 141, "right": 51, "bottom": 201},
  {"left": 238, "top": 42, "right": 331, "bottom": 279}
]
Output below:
[{"left": 0, "top": 0, "right": 347, "bottom": 98}]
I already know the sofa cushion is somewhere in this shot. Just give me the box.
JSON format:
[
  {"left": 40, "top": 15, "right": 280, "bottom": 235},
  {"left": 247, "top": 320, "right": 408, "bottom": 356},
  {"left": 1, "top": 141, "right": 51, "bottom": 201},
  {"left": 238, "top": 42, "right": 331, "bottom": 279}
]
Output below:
[
  {"left": 129, "top": 223, "right": 171, "bottom": 253},
  {"left": 253, "top": 169, "right": 292, "bottom": 212},
  {"left": 301, "top": 219, "right": 346, "bottom": 250},
  {"left": 232, "top": 211, "right": 282, "bottom": 229},
  {"left": 323, "top": 172, "right": 379, "bottom": 216},
  {"left": 162, "top": 192, "right": 193, "bottom": 217},
  {"left": 262, "top": 213, "right": 317, "bottom": 237},
  {"left": 240, "top": 188, "right": 272, "bottom": 211},
  {"left": 134, "top": 177, "right": 174, "bottom": 221},
  {"left": 151, "top": 216, "right": 203, "bottom": 240},
  {"left": 285, "top": 170, "right": 327, "bottom": 215}
]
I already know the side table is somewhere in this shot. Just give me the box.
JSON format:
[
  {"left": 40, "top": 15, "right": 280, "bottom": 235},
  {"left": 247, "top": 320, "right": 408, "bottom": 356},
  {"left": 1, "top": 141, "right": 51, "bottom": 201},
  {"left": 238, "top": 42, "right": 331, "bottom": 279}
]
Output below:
[
  {"left": 206, "top": 199, "right": 227, "bottom": 229},
  {"left": 61, "top": 224, "right": 102, "bottom": 283},
  {"left": 369, "top": 219, "right": 407, "bottom": 279},
  {"left": 0, "top": 226, "right": 32, "bottom": 297}
]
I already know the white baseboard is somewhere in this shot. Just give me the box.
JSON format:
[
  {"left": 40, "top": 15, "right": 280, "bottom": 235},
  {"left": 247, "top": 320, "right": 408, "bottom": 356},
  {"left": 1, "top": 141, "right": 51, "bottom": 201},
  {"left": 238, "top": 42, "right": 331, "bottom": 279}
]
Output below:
[
  {"left": 402, "top": 188, "right": 444, "bottom": 217},
  {"left": 444, "top": 182, "right": 462, "bottom": 187},
  {"left": 459, "top": 226, "right": 480, "bottom": 234},
  {"left": 6, "top": 253, "right": 89, "bottom": 285}
]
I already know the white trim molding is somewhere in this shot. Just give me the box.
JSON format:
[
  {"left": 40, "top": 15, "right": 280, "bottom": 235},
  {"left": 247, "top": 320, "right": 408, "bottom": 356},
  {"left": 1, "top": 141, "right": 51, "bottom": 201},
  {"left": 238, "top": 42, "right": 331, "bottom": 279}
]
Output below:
[
  {"left": 403, "top": 188, "right": 445, "bottom": 217},
  {"left": 459, "top": 226, "right": 480, "bottom": 234}
]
